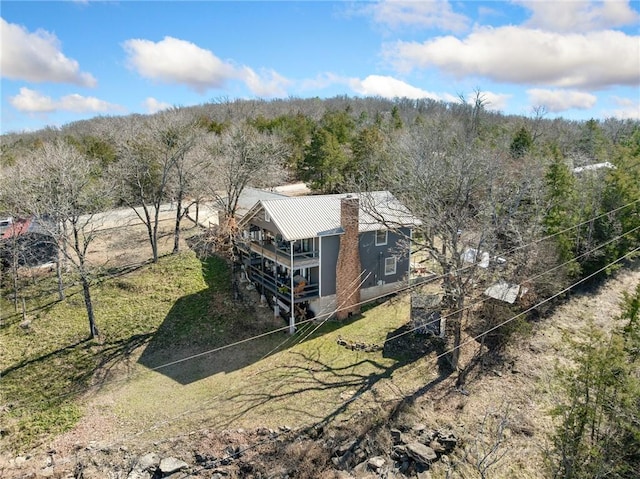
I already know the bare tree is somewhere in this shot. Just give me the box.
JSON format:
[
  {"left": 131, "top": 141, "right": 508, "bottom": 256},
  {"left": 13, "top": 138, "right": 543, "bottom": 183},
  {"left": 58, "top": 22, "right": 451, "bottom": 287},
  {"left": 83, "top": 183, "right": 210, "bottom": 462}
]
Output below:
[
  {"left": 468, "top": 404, "right": 511, "bottom": 479},
  {"left": 206, "top": 123, "right": 289, "bottom": 228},
  {"left": 14, "top": 139, "right": 111, "bottom": 339},
  {"left": 369, "top": 118, "right": 517, "bottom": 382},
  {"left": 113, "top": 110, "right": 197, "bottom": 263}
]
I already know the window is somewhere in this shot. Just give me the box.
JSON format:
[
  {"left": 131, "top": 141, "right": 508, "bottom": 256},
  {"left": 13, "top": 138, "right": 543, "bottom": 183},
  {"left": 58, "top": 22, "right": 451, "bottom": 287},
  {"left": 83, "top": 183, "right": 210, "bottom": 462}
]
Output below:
[
  {"left": 375, "top": 230, "right": 388, "bottom": 246},
  {"left": 384, "top": 256, "right": 396, "bottom": 276},
  {"left": 264, "top": 211, "right": 270, "bottom": 222}
]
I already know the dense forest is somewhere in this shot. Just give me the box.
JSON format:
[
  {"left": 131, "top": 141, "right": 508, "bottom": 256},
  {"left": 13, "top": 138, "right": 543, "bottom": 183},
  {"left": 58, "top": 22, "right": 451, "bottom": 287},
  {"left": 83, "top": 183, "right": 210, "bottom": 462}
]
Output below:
[{"left": 1, "top": 95, "right": 639, "bottom": 477}]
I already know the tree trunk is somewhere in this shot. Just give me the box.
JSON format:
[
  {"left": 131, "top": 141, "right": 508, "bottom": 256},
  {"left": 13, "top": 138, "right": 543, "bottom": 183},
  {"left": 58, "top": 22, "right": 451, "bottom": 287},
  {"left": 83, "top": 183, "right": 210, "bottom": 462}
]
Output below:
[
  {"left": 451, "top": 309, "right": 462, "bottom": 372},
  {"left": 81, "top": 276, "right": 98, "bottom": 339},
  {"left": 173, "top": 195, "right": 183, "bottom": 254},
  {"left": 12, "top": 261, "right": 19, "bottom": 312},
  {"left": 57, "top": 222, "right": 66, "bottom": 300},
  {"left": 56, "top": 251, "right": 65, "bottom": 301}
]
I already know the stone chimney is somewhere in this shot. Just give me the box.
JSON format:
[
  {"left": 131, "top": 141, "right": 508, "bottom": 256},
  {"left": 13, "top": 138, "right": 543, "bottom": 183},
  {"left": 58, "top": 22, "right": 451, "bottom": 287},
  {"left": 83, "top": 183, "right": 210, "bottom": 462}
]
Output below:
[{"left": 336, "top": 196, "right": 361, "bottom": 320}]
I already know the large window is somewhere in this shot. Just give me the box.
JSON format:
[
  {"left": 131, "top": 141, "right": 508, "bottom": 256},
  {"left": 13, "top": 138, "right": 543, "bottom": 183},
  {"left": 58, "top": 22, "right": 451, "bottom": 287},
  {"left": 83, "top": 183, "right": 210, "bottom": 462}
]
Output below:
[
  {"left": 375, "top": 230, "right": 388, "bottom": 246},
  {"left": 384, "top": 256, "right": 396, "bottom": 275}
]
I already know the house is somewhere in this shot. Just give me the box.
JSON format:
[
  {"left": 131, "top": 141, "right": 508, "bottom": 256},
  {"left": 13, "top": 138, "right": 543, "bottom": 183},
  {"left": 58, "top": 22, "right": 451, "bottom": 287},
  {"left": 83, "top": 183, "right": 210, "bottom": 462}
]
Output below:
[
  {"left": 236, "top": 191, "right": 419, "bottom": 332},
  {"left": 212, "top": 186, "right": 288, "bottom": 222},
  {"left": 0, "top": 217, "right": 57, "bottom": 269},
  {"left": 572, "top": 161, "right": 616, "bottom": 174}
]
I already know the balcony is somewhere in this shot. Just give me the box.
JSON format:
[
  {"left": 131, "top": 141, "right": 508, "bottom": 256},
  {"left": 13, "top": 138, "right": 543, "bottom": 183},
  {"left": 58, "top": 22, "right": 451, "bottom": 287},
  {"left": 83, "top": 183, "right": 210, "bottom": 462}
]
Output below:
[
  {"left": 246, "top": 264, "right": 319, "bottom": 303},
  {"left": 238, "top": 239, "right": 319, "bottom": 268}
]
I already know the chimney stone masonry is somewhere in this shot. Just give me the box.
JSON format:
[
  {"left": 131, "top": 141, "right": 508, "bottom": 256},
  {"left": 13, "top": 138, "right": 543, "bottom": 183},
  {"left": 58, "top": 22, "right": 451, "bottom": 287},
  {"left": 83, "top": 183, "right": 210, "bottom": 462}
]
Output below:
[{"left": 336, "top": 196, "right": 362, "bottom": 320}]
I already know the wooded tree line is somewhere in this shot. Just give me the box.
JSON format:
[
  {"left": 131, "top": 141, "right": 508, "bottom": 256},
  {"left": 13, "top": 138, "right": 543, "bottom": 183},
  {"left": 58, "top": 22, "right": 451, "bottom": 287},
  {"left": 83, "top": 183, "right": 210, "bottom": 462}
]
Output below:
[
  {"left": 1, "top": 96, "right": 638, "bottom": 477},
  {"left": 1, "top": 95, "right": 638, "bottom": 345}
]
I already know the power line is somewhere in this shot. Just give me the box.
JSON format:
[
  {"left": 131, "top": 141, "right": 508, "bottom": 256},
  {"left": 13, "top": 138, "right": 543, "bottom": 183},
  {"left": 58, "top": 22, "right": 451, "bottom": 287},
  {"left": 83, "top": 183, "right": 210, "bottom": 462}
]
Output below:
[
  {"left": 5, "top": 202, "right": 638, "bottom": 411},
  {"left": 85, "top": 231, "right": 640, "bottom": 456},
  {"left": 391, "top": 245, "right": 640, "bottom": 385},
  {"left": 380, "top": 224, "right": 640, "bottom": 346},
  {"left": 183, "top": 245, "right": 640, "bottom": 475}
]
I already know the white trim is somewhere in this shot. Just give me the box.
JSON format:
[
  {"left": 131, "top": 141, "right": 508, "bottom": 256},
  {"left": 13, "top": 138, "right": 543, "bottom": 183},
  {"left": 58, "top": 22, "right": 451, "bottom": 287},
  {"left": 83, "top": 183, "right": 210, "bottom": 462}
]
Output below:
[
  {"left": 384, "top": 256, "right": 397, "bottom": 276},
  {"left": 408, "top": 228, "right": 412, "bottom": 280},
  {"left": 289, "top": 241, "right": 295, "bottom": 334},
  {"left": 375, "top": 230, "right": 388, "bottom": 246},
  {"left": 319, "top": 236, "right": 322, "bottom": 297}
]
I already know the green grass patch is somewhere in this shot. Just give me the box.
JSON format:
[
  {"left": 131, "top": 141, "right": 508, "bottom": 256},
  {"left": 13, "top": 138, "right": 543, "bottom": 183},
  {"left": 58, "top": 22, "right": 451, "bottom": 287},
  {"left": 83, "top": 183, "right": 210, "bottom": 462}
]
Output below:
[
  {"left": 0, "top": 251, "right": 216, "bottom": 451},
  {"left": 1, "top": 251, "right": 436, "bottom": 452}
]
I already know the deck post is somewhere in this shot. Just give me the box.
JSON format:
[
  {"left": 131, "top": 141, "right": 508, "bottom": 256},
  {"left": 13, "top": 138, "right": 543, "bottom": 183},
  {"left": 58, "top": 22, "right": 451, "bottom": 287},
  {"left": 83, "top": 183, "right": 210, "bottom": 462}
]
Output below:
[{"left": 289, "top": 241, "right": 295, "bottom": 334}]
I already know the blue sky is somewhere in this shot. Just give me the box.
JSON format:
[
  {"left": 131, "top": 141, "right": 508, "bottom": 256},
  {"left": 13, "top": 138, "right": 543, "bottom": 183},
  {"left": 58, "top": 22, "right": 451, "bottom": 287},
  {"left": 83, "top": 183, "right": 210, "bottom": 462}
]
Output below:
[{"left": 2, "top": 1, "right": 639, "bottom": 133}]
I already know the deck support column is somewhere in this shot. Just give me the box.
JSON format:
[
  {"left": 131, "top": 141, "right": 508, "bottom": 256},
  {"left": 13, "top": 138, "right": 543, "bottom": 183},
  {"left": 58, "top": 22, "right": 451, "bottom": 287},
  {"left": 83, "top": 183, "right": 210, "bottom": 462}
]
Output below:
[{"left": 289, "top": 241, "right": 295, "bottom": 334}]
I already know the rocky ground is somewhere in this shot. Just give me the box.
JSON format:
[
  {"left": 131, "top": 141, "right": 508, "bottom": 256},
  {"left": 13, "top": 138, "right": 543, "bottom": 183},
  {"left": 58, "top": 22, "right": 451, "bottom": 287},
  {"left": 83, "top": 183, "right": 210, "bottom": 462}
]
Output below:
[
  {"left": 2, "top": 212, "right": 638, "bottom": 479},
  {"left": 0, "top": 412, "right": 461, "bottom": 479}
]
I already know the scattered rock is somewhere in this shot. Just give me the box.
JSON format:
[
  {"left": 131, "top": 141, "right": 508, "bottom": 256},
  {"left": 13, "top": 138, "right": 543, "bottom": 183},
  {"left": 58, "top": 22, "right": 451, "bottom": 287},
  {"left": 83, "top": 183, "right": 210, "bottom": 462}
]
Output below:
[
  {"left": 429, "top": 440, "right": 446, "bottom": 454},
  {"left": 127, "top": 452, "right": 159, "bottom": 479},
  {"left": 38, "top": 466, "right": 54, "bottom": 477},
  {"left": 335, "top": 439, "right": 357, "bottom": 456},
  {"left": 405, "top": 443, "right": 437, "bottom": 465},
  {"left": 368, "top": 456, "right": 385, "bottom": 471},
  {"left": 159, "top": 457, "right": 188, "bottom": 474}
]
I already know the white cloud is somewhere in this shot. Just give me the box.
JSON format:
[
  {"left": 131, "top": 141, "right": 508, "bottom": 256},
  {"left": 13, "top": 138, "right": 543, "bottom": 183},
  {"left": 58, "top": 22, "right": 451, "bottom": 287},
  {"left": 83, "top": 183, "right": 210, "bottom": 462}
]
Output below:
[
  {"left": 516, "top": 0, "right": 640, "bottom": 32},
  {"left": 605, "top": 95, "right": 640, "bottom": 119},
  {"left": 238, "top": 67, "right": 290, "bottom": 97},
  {"left": 144, "top": 97, "right": 172, "bottom": 114},
  {"left": 366, "top": 0, "right": 470, "bottom": 33},
  {"left": 527, "top": 88, "right": 597, "bottom": 112},
  {"left": 386, "top": 27, "right": 639, "bottom": 89},
  {"left": 9, "top": 88, "right": 56, "bottom": 112},
  {"left": 123, "top": 36, "right": 289, "bottom": 97},
  {"left": 349, "top": 75, "right": 441, "bottom": 100},
  {"left": 0, "top": 18, "right": 96, "bottom": 87},
  {"left": 9, "top": 87, "right": 123, "bottom": 113}
]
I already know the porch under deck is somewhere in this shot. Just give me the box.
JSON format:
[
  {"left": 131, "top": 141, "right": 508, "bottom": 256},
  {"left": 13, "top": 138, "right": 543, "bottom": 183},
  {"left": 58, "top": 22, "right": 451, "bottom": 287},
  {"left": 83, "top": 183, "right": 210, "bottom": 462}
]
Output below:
[{"left": 246, "top": 241, "right": 319, "bottom": 269}]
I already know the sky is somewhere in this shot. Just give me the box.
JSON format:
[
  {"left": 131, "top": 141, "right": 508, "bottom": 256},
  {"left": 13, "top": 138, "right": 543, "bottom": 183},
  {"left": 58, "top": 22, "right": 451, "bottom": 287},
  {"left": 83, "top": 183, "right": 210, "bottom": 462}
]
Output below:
[{"left": 1, "top": 0, "right": 639, "bottom": 134}]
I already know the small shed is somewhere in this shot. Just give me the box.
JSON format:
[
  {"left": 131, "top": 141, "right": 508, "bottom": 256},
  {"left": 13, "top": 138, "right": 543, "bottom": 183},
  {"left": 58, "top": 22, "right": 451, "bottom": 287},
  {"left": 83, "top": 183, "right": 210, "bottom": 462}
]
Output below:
[{"left": 410, "top": 293, "right": 442, "bottom": 337}]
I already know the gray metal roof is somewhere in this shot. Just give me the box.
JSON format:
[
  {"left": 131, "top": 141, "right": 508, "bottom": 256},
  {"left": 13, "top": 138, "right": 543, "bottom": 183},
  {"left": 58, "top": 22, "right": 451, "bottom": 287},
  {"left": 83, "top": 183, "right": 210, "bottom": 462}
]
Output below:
[
  {"left": 484, "top": 281, "right": 521, "bottom": 304},
  {"left": 214, "top": 187, "right": 287, "bottom": 219},
  {"left": 245, "top": 191, "right": 419, "bottom": 241}
]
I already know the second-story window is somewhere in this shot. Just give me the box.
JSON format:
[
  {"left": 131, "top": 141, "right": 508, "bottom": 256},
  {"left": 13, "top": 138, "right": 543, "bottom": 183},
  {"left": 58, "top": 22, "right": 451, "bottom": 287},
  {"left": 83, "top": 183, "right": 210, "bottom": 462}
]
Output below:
[
  {"left": 264, "top": 211, "right": 271, "bottom": 222},
  {"left": 375, "top": 230, "right": 388, "bottom": 246},
  {"left": 384, "top": 256, "right": 396, "bottom": 275}
]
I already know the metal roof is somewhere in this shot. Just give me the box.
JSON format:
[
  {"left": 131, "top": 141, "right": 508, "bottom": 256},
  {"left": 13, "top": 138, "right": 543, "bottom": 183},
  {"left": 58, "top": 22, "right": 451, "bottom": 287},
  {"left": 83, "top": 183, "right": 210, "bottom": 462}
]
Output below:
[
  {"left": 484, "top": 281, "right": 521, "bottom": 304},
  {"left": 213, "top": 187, "right": 287, "bottom": 219},
  {"left": 244, "top": 191, "right": 419, "bottom": 241}
]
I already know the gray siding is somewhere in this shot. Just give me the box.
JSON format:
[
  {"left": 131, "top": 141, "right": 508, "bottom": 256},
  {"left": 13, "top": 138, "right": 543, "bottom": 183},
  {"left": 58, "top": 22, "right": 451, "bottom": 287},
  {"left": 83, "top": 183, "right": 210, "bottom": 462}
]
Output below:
[
  {"left": 319, "top": 228, "right": 410, "bottom": 296},
  {"left": 320, "top": 235, "right": 340, "bottom": 296},
  {"left": 358, "top": 228, "right": 410, "bottom": 288}
]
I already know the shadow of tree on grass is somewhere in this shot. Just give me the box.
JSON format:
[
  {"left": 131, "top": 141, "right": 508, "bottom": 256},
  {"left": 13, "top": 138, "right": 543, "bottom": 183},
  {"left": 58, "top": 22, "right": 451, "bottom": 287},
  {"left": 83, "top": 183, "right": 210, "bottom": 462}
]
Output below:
[{"left": 136, "top": 254, "right": 294, "bottom": 385}]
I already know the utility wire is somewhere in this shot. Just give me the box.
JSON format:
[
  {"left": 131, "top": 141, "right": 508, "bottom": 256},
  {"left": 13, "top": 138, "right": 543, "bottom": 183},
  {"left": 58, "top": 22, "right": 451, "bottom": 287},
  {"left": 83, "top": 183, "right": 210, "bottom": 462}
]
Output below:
[
  {"left": 183, "top": 244, "right": 640, "bottom": 476},
  {"left": 5, "top": 202, "right": 638, "bottom": 411},
  {"left": 82, "top": 228, "right": 640, "bottom": 455}
]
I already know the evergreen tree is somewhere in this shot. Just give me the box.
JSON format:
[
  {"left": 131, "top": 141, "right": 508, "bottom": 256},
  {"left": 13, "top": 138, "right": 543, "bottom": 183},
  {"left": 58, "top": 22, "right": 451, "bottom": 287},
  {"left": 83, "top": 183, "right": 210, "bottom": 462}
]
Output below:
[
  {"left": 543, "top": 147, "right": 581, "bottom": 276},
  {"left": 547, "top": 284, "right": 640, "bottom": 479},
  {"left": 510, "top": 126, "right": 533, "bottom": 158},
  {"left": 301, "top": 128, "right": 348, "bottom": 193}
]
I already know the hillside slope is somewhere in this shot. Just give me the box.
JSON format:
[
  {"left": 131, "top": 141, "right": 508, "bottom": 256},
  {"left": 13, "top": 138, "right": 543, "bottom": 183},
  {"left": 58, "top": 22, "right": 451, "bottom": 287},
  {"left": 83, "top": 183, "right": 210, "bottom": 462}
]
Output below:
[{"left": 1, "top": 261, "right": 638, "bottom": 479}]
